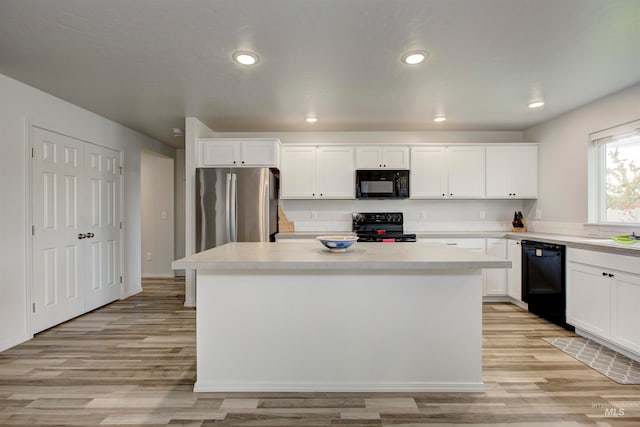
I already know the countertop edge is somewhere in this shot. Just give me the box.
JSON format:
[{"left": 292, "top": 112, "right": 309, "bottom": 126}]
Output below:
[
  {"left": 275, "top": 231, "right": 640, "bottom": 256},
  {"left": 172, "top": 260, "right": 512, "bottom": 271}
]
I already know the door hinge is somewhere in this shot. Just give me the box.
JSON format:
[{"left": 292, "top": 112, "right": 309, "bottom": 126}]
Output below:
[
  {"left": 31, "top": 147, "right": 35, "bottom": 158},
  {"left": 119, "top": 221, "right": 123, "bottom": 230},
  {"left": 32, "top": 303, "right": 36, "bottom": 313},
  {"left": 32, "top": 225, "right": 35, "bottom": 236},
  {"left": 119, "top": 166, "right": 123, "bottom": 176},
  {"left": 119, "top": 276, "right": 123, "bottom": 284}
]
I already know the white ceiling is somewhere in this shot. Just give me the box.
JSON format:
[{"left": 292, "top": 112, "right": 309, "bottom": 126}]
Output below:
[{"left": 1, "top": 0, "right": 640, "bottom": 148}]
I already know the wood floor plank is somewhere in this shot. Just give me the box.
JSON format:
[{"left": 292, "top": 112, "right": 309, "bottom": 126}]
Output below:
[{"left": 1, "top": 277, "right": 640, "bottom": 426}]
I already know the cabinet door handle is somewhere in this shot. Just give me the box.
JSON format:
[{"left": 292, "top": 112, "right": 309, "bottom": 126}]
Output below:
[
  {"left": 86, "top": 232, "right": 95, "bottom": 238},
  {"left": 608, "top": 273, "right": 615, "bottom": 278},
  {"left": 602, "top": 272, "right": 608, "bottom": 276},
  {"left": 78, "top": 233, "right": 87, "bottom": 240}
]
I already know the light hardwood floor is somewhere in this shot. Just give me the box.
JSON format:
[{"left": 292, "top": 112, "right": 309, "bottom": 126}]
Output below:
[{"left": 1, "top": 277, "right": 639, "bottom": 426}]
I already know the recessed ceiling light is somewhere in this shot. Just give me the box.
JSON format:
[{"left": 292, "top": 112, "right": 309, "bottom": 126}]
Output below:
[
  {"left": 528, "top": 101, "right": 545, "bottom": 109},
  {"left": 305, "top": 116, "right": 318, "bottom": 123},
  {"left": 402, "top": 50, "right": 428, "bottom": 65},
  {"left": 433, "top": 116, "right": 447, "bottom": 123},
  {"left": 232, "top": 51, "right": 259, "bottom": 65}
]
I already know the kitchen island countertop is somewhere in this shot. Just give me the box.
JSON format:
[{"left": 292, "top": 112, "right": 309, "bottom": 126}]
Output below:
[{"left": 172, "top": 241, "right": 511, "bottom": 271}]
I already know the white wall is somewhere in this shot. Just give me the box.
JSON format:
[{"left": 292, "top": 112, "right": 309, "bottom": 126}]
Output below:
[
  {"left": 141, "top": 151, "right": 175, "bottom": 277},
  {"left": 523, "top": 82, "right": 640, "bottom": 235},
  {"left": 174, "top": 148, "right": 186, "bottom": 275},
  {"left": 0, "top": 73, "right": 175, "bottom": 352},
  {"left": 184, "top": 117, "right": 217, "bottom": 307}
]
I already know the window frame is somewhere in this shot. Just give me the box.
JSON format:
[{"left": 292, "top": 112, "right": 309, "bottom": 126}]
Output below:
[{"left": 588, "top": 119, "right": 640, "bottom": 226}]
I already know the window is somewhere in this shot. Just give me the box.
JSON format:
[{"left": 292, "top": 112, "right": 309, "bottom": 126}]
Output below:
[{"left": 589, "top": 120, "right": 640, "bottom": 224}]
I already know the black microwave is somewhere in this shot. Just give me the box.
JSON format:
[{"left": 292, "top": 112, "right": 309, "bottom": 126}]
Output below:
[{"left": 356, "top": 169, "right": 409, "bottom": 199}]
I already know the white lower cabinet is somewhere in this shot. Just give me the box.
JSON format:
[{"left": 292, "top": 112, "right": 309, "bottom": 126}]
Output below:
[
  {"left": 485, "top": 238, "right": 507, "bottom": 296},
  {"left": 611, "top": 271, "right": 640, "bottom": 354},
  {"left": 419, "top": 238, "right": 501, "bottom": 296},
  {"left": 566, "top": 248, "right": 640, "bottom": 358},
  {"left": 506, "top": 239, "right": 522, "bottom": 301},
  {"left": 566, "top": 261, "right": 611, "bottom": 338}
]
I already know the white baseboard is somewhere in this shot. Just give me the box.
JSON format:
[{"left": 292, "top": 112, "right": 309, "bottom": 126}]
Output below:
[
  {"left": 483, "top": 295, "right": 510, "bottom": 302},
  {"left": 193, "top": 381, "right": 485, "bottom": 393},
  {"left": 0, "top": 333, "right": 32, "bottom": 353},
  {"left": 121, "top": 287, "right": 143, "bottom": 299}
]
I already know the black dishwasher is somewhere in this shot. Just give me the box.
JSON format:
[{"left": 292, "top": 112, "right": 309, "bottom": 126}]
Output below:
[{"left": 521, "top": 240, "right": 574, "bottom": 331}]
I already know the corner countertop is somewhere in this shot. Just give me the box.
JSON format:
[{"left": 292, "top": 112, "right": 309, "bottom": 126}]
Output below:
[
  {"left": 172, "top": 241, "right": 511, "bottom": 271},
  {"left": 275, "top": 231, "right": 640, "bottom": 257}
]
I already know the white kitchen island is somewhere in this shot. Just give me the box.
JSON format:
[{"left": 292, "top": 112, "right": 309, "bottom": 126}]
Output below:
[{"left": 172, "top": 242, "right": 510, "bottom": 393}]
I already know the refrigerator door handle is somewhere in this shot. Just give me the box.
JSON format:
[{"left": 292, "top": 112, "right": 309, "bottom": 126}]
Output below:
[
  {"left": 231, "top": 173, "right": 238, "bottom": 242},
  {"left": 226, "top": 173, "right": 232, "bottom": 242}
]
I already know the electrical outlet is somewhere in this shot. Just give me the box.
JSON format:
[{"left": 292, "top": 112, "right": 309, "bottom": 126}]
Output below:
[
  {"left": 161, "top": 210, "right": 168, "bottom": 220},
  {"left": 311, "top": 211, "right": 318, "bottom": 220},
  {"left": 145, "top": 252, "right": 152, "bottom": 261},
  {"left": 535, "top": 209, "right": 542, "bottom": 220},
  {"left": 420, "top": 211, "right": 427, "bottom": 220},
  {"left": 479, "top": 210, "right": 486, "bottom": 220}
]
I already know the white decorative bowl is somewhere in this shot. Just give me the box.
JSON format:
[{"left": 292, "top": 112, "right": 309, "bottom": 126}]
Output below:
[{"left": 317, "top": 236, "right": 358, "bottom": 252}]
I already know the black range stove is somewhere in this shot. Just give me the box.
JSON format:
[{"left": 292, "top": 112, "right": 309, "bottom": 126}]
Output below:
[{"left": 352, "top": 212, "right": 417, "bottom": 242}]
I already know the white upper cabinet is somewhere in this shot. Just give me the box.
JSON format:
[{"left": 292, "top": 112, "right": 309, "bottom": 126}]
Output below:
[
  {"left": 448, "top": 146, "right": 486, "bottom": 198},
  {"left": 280, "top": 146, "right": 316, "bottom": 198},
  {"left": 280, "top": 145, "right": 355, "bottom": 199},
  {"left": 410, "top": 147, "right": 447, "bottom": 198},
  {"left": 316, "top": 146, "right": 355, "bottom": 199},
  {"left": 485, "top": 145, "right": 538, "bottom": 198},
  {"left": 355, "top": 146, "right": 410, "bottom": 169},
  {"left": 197, "top": 138, "right": 279, "bottom": 167},
  {"left": 410, "top": 146, "right": 485, "bottom": 198}
]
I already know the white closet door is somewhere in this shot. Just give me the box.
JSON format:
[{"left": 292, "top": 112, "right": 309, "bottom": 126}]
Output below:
[
  {"left": 31, "top": 127, "right": 85, "bottom": 332},
  {"left": 31, "top": 128, "right": 122, "bottom": 333},
  {"left": 84, "top": 143, "right": 122, "bottom": 311}
]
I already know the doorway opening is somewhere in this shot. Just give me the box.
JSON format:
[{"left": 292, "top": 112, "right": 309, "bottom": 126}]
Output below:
[{"left": 140, "top": 150, "right": 175, "bottom": 278}]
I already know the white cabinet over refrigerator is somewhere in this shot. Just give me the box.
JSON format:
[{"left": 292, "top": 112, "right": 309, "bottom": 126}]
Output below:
[{"left": 196, "top": 138, "right": 280, "bottom": 168}]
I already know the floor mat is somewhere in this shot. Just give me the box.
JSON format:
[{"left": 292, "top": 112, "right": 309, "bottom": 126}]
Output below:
[{"left": 543, "top": 337, "right": 640, "bottom": 384}]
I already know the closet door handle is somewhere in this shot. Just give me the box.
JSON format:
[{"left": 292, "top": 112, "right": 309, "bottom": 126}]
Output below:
[
  {"left": 86, "top": 232, "right": 95, "bottom": 238},
  {"left": 78, "top": 233, "right": 87, "bottom": 240}
]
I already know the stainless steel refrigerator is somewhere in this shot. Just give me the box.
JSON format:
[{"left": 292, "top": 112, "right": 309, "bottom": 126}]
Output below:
[{"left": 195, "top": 167, "right": 279, "bottom": 252}]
